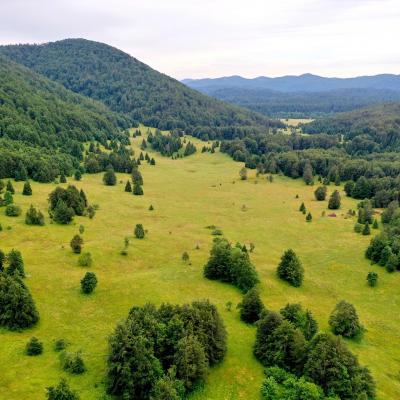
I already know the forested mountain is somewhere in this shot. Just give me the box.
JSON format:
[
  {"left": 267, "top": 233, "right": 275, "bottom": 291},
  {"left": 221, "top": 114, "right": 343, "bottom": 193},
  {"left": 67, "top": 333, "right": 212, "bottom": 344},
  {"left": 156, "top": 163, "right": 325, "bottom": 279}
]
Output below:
[
  {"left": 183, "top": 73, "right": 400, "bottom": 93},
  {"left": 194, "top": 87, "right": 400, "bottom": 118},
  {"left": 0, "top": 55, "right": 130, "bottom": 181},
  {"left": 0, "top": 39, "right": 281, "bottom": 134},
  {"left": 302, "top": 103, "right": 400, "bottom": 152}
]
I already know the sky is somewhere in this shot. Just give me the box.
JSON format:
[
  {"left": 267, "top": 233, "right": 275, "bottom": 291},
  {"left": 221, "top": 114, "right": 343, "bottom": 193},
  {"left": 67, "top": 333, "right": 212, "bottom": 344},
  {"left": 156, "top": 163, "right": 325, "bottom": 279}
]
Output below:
[{"left": 0, "top": 0, "right": 399, "bottom": 79}]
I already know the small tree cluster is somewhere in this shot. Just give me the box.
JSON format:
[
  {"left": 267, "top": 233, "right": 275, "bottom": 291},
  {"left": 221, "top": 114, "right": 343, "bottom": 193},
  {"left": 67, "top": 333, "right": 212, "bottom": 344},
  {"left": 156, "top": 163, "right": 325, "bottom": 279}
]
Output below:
[
  {"left": 26, "top": 337, "right": 43, "bottom": 356},
  {"left": 25, "top": 205, "right": 45, "bottom": 225},
  {"left": 22, "top": 181, "right": 32, "bottom": 196},
  {"left": 60, "top": 351, "right": 86, "bottom": 374},
  {"left": 203, "top": 237, "right": 259, "bottom": 292}
]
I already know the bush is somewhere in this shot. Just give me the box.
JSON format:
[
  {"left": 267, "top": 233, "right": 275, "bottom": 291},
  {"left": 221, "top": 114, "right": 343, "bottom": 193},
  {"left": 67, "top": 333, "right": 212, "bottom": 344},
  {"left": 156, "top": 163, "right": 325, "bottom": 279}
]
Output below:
[
  {"left": 354, "top": 223, "right": 363, "bottom": 233},
  {"left": 61, "top": 351, "right": 86, "bottom": 374},
  {"left": 367, "top": 272, "right": 378, "bottom": 287},
  {"left": 124, "top": 180, "right": 132, "bottom": 192},
  {"left": 47, "top": 378, "right": 79, "bottom": 400},
  {"left": 22, "top": 181, "right": 32, "bottom": 196},
  {"left": 54, "top": 338, "right": 69, "bottom": 352},
  {"left": 328, "top": 190, "right": 341, "bottom": 210},
  {"left": 52, "top": 200, "right": 74, "bottom": 224},
  {"left": 329, "top": 300, "right": 362, "bottom": 338},
  {"left": 306, "top": 212, "right": 312, "bottom": 222},
  {"left": 6, "top": 249, "right": 25, "bottom": 277},
  {"left": 237, "top": 288, "right": 264, "bottom": 323},
  {"left": 103, "top": 167, "right": 117, "bottom": 186},
  {"left": 362, "top": 222, "right": 371, "bottom": 235},
  {"left": 78, "top": 252, "right": 92, "bottom": 267},
  {"left": 133, "top": 182, "right": 144, "bottom": 195},
  {"left": 26, "top": 337, "right": 43, "bottom": 356},
  {"left": 81, "top": 272, "right": 97, "bottom": 294},
  {"left": 25, "top": 205, "right": 45, "bottom": 225},
  {"left": 135, "top": 223, "right": 145, "bottom": 239},
  {"left": 70, "top": 235, "right": 83, "bottom": 254},
  {"left": 5, "top": 204, "right": 21, "bottom": 217},
  {"left": 277, "top": 249, "right": 304, "bottom": 287},
  {"left": 314, "top": 186, "right": 327, "bottom": 201}
]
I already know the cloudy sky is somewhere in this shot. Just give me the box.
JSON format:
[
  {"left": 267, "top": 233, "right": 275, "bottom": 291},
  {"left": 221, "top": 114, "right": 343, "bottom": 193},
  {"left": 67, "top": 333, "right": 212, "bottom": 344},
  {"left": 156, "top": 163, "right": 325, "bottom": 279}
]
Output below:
[{"left": 0, "top": 0, "right": 399, "bottom": 79}]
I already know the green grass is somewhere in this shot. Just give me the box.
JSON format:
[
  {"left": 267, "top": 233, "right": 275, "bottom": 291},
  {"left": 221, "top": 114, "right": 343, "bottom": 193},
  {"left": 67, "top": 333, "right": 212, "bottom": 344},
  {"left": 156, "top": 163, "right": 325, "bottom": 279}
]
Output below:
[{"left": 1, "top": 130, "right": 399, "bottom": 399}]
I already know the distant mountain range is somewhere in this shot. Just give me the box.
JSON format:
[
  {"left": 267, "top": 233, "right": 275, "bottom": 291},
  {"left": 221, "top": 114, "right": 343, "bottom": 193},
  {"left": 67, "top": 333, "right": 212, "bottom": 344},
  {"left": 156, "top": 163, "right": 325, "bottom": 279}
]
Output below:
[{"left": 182, "top": 73, "right": 400, "bottom": 93}]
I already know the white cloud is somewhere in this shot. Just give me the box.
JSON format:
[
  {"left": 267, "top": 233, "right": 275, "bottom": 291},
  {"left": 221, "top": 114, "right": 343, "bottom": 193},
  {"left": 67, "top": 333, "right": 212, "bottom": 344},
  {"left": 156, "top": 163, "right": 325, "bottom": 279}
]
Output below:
[{"left": 0, "top": 0, "right": 398, "bottom": 79}]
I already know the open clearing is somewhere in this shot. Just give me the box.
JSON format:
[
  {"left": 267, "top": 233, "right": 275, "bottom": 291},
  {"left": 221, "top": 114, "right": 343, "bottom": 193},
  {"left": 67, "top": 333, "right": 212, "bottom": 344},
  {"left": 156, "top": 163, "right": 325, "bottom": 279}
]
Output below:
[{"left": 1, "top": 131, "right": 399, "bottom": 400}]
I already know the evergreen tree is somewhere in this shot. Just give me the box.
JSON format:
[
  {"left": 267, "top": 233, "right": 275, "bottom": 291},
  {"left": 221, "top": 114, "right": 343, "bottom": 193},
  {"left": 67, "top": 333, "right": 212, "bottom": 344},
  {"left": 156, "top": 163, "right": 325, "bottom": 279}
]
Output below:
[
  {"left": 53, "top": 200, "right": 74, "bottom": 224},
  {"left": 329, "top": 300, "right": 362, "bottom": 338},
  {"left": 125, "top": 180, "right": 132, "bottom": 192},
  {"left": 306, "top": 212, "right": 312, "bottom": 222},
  {"left": 299, "top": 202, "right": 306, "bottom": 212},
  {"left": 22, "top": 181, "right": 32, "bottom": 196},
  {"left": 362, "top": 222, "right": 370, "bottom": 235},
  {"left": 4, "top": 191, "right": 13, "bottom": 205},
  {"left": 60, "top": 174, "right": 67, "bottom": 184},
  {"left": 367, "top": 272, "right": 378, "bottom": 287},
  {"left": 314, "top": 186, "right": 327, "bottom": 201},
  {"left": 372, "top": 219, "right": 379, "bottom": 229},
  {"left": 280, "top": 303, "right": 318, "bottom": 341},
  {"left": 328, "top": 190, "right": 341, "bottom": 210},
  {"left": 133, "top": 182, "right": 144, "bottom": 195},
  {"left": 0, "top": 273, "right": 39, "bottom": 330},
  {"left": 135, "top": 224, "right": 145, "bottom": 239},
  {"left": 6, "top": 249, "right": 25, "bottom": 277},
  {"left": 237, "top": 288, "right": 264, "bottom": 323},
  {"left": 6, "top": 180, "right": 15, "bottom": 194},
  {"left": 149, "top": 369, "right": 184, "bottom": 400},
  {"left": 26, "top": 337, "right": 43, "bottom": 356},
  {"left": 103, "top": 166, "right": 117, "bottom": 186},
  {"left": 74, "top": 170, "right": 81, "bottom": 181},
  {"left": 132, "top": 168, "right": 143, "bottom": 185},
  {"left": 344, "top": 181, "right": 355, "bottom": 197},
  {"left": 181, "top": 251, "right": 190, "bottom": 264},
  {"left": 379, "top": 245, "right": 392, "bottom": 266},
  {"left": 15, "top": 161, "right": 28, "bottom": 181},
  {"left": 0, "top": 250, "right": 5, "bottom": 271},
  {"left": 149, "top": 204, "right": 154, "bottom": 211},
  {"left": 47, "top": 379, "right": 79, "bottom": 400},
  {"left": 70, "top": 235, "right": 83, "bottom": 254},
  {"left": 150, "top": 158, "right": 156, "bottom": 165},
  {"left": 277, "top": 249, "right": 304, "bottom": 287},
  {"left": 386, "top": 254, "right": 398, "bottom": 273},
  {"left": 5, "top": 204, "right": 21, "bottom": 217},
  {"left": 81, "top": 272, "right": 97, "bottom": 294},
  {"left": 25, "top": 205, "right": 45, "bottom": 226},
  {"left": 302, "top": 161, "right": 313, "bottom": 185}
]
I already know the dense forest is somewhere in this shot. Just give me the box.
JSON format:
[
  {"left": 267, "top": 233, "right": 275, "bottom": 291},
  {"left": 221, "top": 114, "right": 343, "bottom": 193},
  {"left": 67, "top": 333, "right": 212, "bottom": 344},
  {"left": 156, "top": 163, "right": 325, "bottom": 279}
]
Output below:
[{"left": 0, "top": 39, "right": 282, "bottom": 133}]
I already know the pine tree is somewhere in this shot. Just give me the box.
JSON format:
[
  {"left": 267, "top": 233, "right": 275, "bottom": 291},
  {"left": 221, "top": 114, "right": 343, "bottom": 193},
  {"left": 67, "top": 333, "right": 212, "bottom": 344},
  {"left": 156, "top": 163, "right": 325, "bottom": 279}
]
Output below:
[
  {"left": 53, "top": 200, "right": 74, "bottom": 224},
  {"left": 150, "top": 158, "right": 156, "bottom": 165},
  {"left": 131, "top": 168, "right": 143, "bottom": 185},
  {"left": 362, "top": 222, "right": 371, "bottom": 235},
  {"left": 328, "top": 190, "right": 341, "bottom": 210},
  {"left": 135, "top": 224, "right": 145, "bottom": 239},
  {"left": 125, "top": 180, "right": 132, "bottom": 192},
  {"left": 25, "top": 205, "right": 45, "bottom": 226},
  {"left": 103, "top": 167, "right": 117, "bottom": 186},
  {"left": 182, "top": 251, "right": 190, "bottom": 263},
  {"left": 302, "top": 161, "right": 313, "bottom": 185},
  {"left": 74, "top": 170, "right": 82, "bottom": 181},
  {"left": 4, "top": 191, "right": 13, "bottom": 205},
  {"left": 26, "top": 337, "right": 43, "bottom": 356},
  {"left": 386, "top": 254, "right": 398, "bottom": 273},
  {"left": 133, "top": 182, "right": 144, "bottom": 195},
  {"left": 238, "top": 288, "right": 264, "bottom": 323},
  {"left": 6, "top": 249, "right": 25, "bottom": 277},
  {"left": 314, "top": 186, "right": 327, "bottom": 201},
  {"left": 6, "top": 180, "right": 15, "bottom": 194},
  {"left": 277, "top": 249, "right": 304, "bottom": 287},
  {"left": 60, "top": 174, "right": 67, "bottom": 184},
  {"left": 22, "top": 181, "right": 32, "bottom": 196},
  {"left": 306, "top": 212, "right": 312, "bottom": 222},
  {"left": 149, "top": 204, "right": 154, "bottom": 211},
  {"left": 367, "top": 272, "right": 378, "bottom": 287},
  {"left": 299, "top": 202, "right": 306, "bottom": 212},
  {"left": 372, "top": 219, "right": 379, "bottom": 229},
  {"left": 81, "top": 272, "right": 97, "bottom": 294},
  {"left": 46, "top": 378, "right": 79, "bottom": 400}
]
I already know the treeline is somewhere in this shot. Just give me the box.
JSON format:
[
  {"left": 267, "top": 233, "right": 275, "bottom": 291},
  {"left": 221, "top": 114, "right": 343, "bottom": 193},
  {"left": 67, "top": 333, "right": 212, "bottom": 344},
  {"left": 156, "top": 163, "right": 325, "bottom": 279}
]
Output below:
[{"left": 147, "top": 130, "right": 197, "bottom": 158}]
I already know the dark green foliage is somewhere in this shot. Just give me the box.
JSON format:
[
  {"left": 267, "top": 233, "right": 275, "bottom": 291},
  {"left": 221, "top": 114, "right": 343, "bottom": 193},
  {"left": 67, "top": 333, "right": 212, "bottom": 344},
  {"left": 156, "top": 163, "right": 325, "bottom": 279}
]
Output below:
[
  {"left": 181, "top": 252, "right": 189, "bottom": 263},
  {"left": 70, "top": 235, "right": 83, "bottom": 254},
  {"left": 5, "top": 204, "right": 21, "bottom": 217},
  {"left": 26, "top": 337, "right": 43, "bottom": 356},
  {"left": 103, "top": 166, "right": 117, "bottom": 186},
  {"left": 365, "top": 233, "right": 388, "bottom": 263},
  {"left": 6, "top": 180, "right": 14, "bottom": 194},
  {"left": 149, "top": 204, "right": 154, "bottom": 211},
  {"left": 277, "top": 249, "right": 304, "bottom": 287},
  {"left": 81, "top": 272, "right": 97, "bottom": 294},
  {"left": 107, "top": 301, "right": 227, "bottom": 399},
  {"left": 52, "top": 200, "right": 74, "bottom": 224},
  {"left": 47, "top": 379, "right": 80, "bottom": 400},
  {"left": 306, "top": 212, "right": 312, "bottom": 222},
  {"left": 303, "top": 161, "right": 313, "bottom": 185},
  {"left": 372, "top": 219, "right": 379, "bottom": 229},
  {"left": 133, "top": 182, "right": 144, "bottom": 195},
  {"left": 304, "top": 333, "right": 375, "bottom": 399},
  {"left": 4, "top": 191, "right": 13, "bottom": 205},
  {"left": 61, "top": 352, "right": 86, "bottom": 374},
  {"left": 135, "top": 224, "right": 145, "bottom": 239},
  {"left": 150, "top": 158, "right": 156, "bottom": 165},
  {"left": 125, "top": 180, "right": 132, "bottom": 192},
  {"left": 280, "top": 303, "right": 318, "bottom": 341},
  {"left": 0, "top": 273, "right": 39, "bottom": 330},
  {"left": 344, "top": 181, "right": 355, "bottom": 197},
  {"left": 237, "top": 288, "right": 264, "bottom": 323},
  {"left": 22, "top": 181, "right": 32, "bottom": 196},
  {"left": 362, "top": 222, "right": 371, "bottom": 235},
  {"left": 0, "top": 39, "right": 280, "bottom": 134},
  {"left": 386, "top": 254, "right": 398, "bottom": 273},
  {"left": 367, "top": 272, "right": 378, "bottom": 287},
  {"left": 54, "top": 339, "right": 69, "bottom": 352},
  {"left": 379, "top": 245, "right": 392, "bottom": 267},
  {"left": 329, "top": 300, "right": 362, "bottom": 338},
  {"left": 0, "top": 250, "right": 5, "bottom": 271},
  {"left": 203, "top": 237, "right": 259, "bottom": 292},
  {"left": 25, "top": 205, "right": 45, "bottom": 226},
  {"left": 74, "top": 170, "right": 81, "bottom": 181},
  {"left": 6, "top": 249, "right": 25, "bottom": 277},
  {"left": 183, "top": 142, "right": 197, "bottom": 157},
  {"left": 60, "top": 174, "right": 67, "bottom": 183},
  {"left": 131, "top": 168, "right": 143, "bottom": 185},
  {"left": 299, "top": 202, "right": 306, "bottom": 212},
  {"left": 328, "top": 190, "right": 341, "bottom": 210},
  {"left": 314, "top": 186, "right": 327, "bottom": 201}
]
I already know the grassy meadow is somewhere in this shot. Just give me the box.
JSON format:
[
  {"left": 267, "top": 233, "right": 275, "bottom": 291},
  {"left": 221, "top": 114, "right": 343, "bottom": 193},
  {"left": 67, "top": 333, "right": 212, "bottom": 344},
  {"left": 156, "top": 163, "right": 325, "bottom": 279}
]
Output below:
[{"left": 1, "top": 129, "right": 400, "bottom": 399}]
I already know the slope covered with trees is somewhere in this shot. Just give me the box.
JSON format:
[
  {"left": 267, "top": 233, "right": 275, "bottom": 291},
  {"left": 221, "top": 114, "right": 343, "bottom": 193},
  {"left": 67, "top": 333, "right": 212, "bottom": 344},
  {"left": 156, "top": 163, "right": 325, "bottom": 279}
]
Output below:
[{"left": 0, "top": 39, "right": 282, "bottom": 135}]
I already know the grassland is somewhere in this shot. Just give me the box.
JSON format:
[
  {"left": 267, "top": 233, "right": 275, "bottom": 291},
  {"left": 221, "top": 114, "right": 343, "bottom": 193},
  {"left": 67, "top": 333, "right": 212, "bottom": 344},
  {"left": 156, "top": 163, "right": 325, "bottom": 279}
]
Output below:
[{"left": 1, "top": 129, "right": 399, "bottom": 400}]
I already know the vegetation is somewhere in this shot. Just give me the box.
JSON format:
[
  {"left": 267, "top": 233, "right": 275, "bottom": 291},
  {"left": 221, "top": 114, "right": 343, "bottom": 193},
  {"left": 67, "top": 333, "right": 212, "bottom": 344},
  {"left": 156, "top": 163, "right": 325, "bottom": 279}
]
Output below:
[
  {"left": 81, "top": 272, "right": 97, "bottom": 294},
  {"left": 329, "top": 300, "right": 363, "bottom": 338},
  {"left": 277, "top": 249, "right": 304, "bottom": 287},
  {"left": 134, "top": 223, "right": 145, "bottom": 239},
  {"left": 237, "top": 288, "right": 264, "bottom": 323},
  {"left": 25, "top": 205, "right": 45, "bottom": 225},
  {"left": 47, "top": 379, "right": 79, "bottom": 400},
  {"left": 70, "top": 235, "right": 83, "bottom": 254},
  {"left": 26, "top": 337, "right": 43, "bottom": 356}
]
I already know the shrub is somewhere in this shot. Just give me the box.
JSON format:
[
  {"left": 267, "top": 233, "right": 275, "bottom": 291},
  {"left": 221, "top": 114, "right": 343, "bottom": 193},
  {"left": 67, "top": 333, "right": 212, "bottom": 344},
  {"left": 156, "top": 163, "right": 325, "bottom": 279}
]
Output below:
[
  {"left": 54, "top": 339, "right": 69, "bottom": 352},
  {"left": 277, "top": 249, "right": 304, "bottom": 287},
  {"left": 299, "top": 202, "right": 306, "bottom": 212},
  {"left": 306, "top": 212, "right": 312, "bottom": 222},
  {"left": 25, "top": 205, "right": 45, "bottom": 225},
  {"left": 280, "top": 303, "right": 318, "bottom": 340},
  {"left": 149, "top": 204, "right": 154, "bottom": 210},
  {"left": 329, "top": 300, "right": 362, "bottom": 338},
  {"left": 22, "top": 181, "right": 32, "bottom": 196},
  {"left": 354, "top": 223, "right": 363, "bottom": 233},
  {"left": 367, "top": 272, "right": 378, "bottom": 287},
  {"left": 4, "top": 191, "right": 13, "bottom": 205},
  {"left": 103, "top": 167, "right": 117, "bottom": 186},
  {"left": 372, "top": 219, "right": 379, "bottom": 229},
  {"left": 362, "top": 222, "right": 371, "bottom": 235},
  {"left": 135, "top": 224, "right": 145, "bottom": 239},
  {"left": 124, "top": 180, "right": 132, "bottom": 192},
  {"left": 78, "top": 252, "right": 92, "bottom": 267},
  {"left": 314, "top": 186, "right": 327, "bottom": 201},
  {"left": 61, "top": 351, "right": 86, "bottom": 374},
  {"left": 237, "top": 288, "right": 264, "bottom": 323},
  {"left": 239, "top": 167, "right": 247, "bottom": 180},
  {"left": 6, "top": 180, "right": 14, "bottom": 194},
  {"left": 6, "top": 249, "right": 25, "bottom": 277},
  {"left": 46, "top": 379, "right": 79, "bottom": 400},
  {"left": 52, "top": 200, "right": 74, "bottom": 224},
  {"left": 26, "top": 337, "right": 43, "bottom": 356},
  {"left": 182, "top": 251, "right": 189, "bottom": 263},
  {"left": 81, "top": 272, "right": 97, "bottom": 294},
  {"left": 328, "top": 190, "right": 341, "bottom": 210},
  {"left": 70, "top": 235, "right": 83, "bottom": 254},
  {"left": 133, "top": 182, "right": 144, "bottom": 195},
  {"left": 5, "top": 204, "right": 21, "bottom": 217}
]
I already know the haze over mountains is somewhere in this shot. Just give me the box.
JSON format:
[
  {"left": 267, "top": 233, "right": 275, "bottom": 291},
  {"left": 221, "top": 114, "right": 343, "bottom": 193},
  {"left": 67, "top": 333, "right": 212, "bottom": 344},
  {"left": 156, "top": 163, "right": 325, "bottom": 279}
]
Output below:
[{"left": 183, "top": 74, "right": 400, "bottom": 117}]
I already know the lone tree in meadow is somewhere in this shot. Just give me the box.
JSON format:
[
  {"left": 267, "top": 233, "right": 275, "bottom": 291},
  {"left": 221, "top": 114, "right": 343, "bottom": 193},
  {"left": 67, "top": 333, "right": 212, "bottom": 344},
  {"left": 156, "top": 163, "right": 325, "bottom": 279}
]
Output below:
[
  {"left": 277, "top": 249, "right": 304, "bottom": 287},
  {"left": 367, "top": 272, "right": 378, "bottom": 287},
  {"left": 328, "top": 190, "right": 341, "bottom": 210},
  {"left": 306, "top": 212, "right": 312, "bottom": 222},
  {"left": 124, "top": 180, "right": 132, "bottom": 192},
  {"left": 182, "top": 251, "right": 190, "bottom": 264},
  {"left": 329, "top": 300, "right": 363, "bottom": 338},
  {"left": 0, "top": 273, "right": 39, "bottom": 330},
  {"left": 26, "top": 337, "right": 43, "bottom": 356},
  {"left": 314, "top": 186, "right": 327, "bottom": 201},
  {"left": 70, "top": 235, "right": 83, "bottom": 254},
  {"left": 131, "top": 168, "right": 143, "bottom": 186},
  {"left": 22, "top": 181, "right": 32, "bottom": 196},
  {"left": 135, "top": 224, "right": 145, "bottom": 239},
  {"left": 239, "top": 167, "right": 248, "bottom": 181},
  {"left": 103, "top": 166, "right": 117, "bottom": 186},
  {"left": 299, "top": 202, "right": 306, "bottom": 213},
  {"left": 237, "top": 288, "right": 264, "bottom": 324},
  {"left": 133, "top": 182, "right": 144, "bottom": 195},
  {"left": 46, "top": 379, "right": 79, "bottom": 400},
  {"left": 81, "top": 272, "right": 97, "bottom": 294}
]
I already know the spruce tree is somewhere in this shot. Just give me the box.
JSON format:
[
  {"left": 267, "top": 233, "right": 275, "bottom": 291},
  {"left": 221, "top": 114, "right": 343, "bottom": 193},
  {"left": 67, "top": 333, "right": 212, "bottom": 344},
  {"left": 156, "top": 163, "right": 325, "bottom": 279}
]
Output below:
[
  {"left": 328, "top": 190, "right": 341, "bottom": 210},
  {"left": 25, "top": 205, "right": 45, "bottom": 226},
  {"left": 60, "top": 174, "right": 67, "bottom": 184},
  {"left": 6, "top": 249, "right": 25, "bottom": 278},
  {"left": 47, "top": 379, "right": 79, "bottom": 400},
  {"left": 386, "top": 254, "right": 398, "bottom": 273},
  {"left": 299, "top": 202, "right": 306, "bottom": 212},
  {"left": 74, "top": 170, "right": 81, "bottom": 181},
  {"left": 362, "top": 222, "right": 371, "bottom": 235},
  {"left": 367, "top": 272, "right": 378, "bottom": 287},
  {"left": 277, "top": 249, "right": 304, "bottom": 287},
  {"left": 6, "top": 180, "right": 15, "bottom": 194},
  {"left": 103, "top": 167, "right": 117, "bottom": 186},
  {"left": 26, "top": 337, "right": 43, "bottom": 356},
  {"left": 81, "top": 272, "right": 97, "bottom": 294},
  {"left": 372, "top": 219, "right": 379, "bottom": 229},
  {"left": 238, "top": 288, "right": 264, "bottom": 323},
  {"left": 302, "top": 161, "right": 313, "bottom": 185},
  {"left": 135, "top": 224, "right": 145, "bottom": 239},
  {"left": 22, "top": 181, "right": 32, "bottom": 196},
  {"left": 53, "top": 200, "right": 74, "bottom": 224},
  {"left": 314, "top": 186, "right": 327, "bottom": 201},
  {"left": 4, "top": 191, "right": 13, "bottom": 205},
  {"left": 125, "top": 180, "right": 132, "bottom": 192},
  {"left": 306, "top": 212, "right": 312, "bottom": 222},
  {"left": 133, "top": 182, "right": 144, "bottom": 195}
]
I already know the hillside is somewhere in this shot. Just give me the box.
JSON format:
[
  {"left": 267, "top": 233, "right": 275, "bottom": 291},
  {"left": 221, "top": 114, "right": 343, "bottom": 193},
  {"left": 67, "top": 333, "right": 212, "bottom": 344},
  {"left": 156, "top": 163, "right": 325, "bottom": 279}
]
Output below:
[
  {"left": 0, "top": 39, "right": 281, "bottom": 134},
  {"left": 183, "top": 73, "right": 400, "bottom": 93},
  {"left": 301, "top": 103, "right": 400, "bottom": 151}
]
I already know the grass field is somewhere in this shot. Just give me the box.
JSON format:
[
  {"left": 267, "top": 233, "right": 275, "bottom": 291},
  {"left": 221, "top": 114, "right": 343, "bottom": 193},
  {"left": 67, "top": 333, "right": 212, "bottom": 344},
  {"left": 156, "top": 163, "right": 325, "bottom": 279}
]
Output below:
[{"left": 1, "top": 129, "right": 400, "bottom": 400}]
